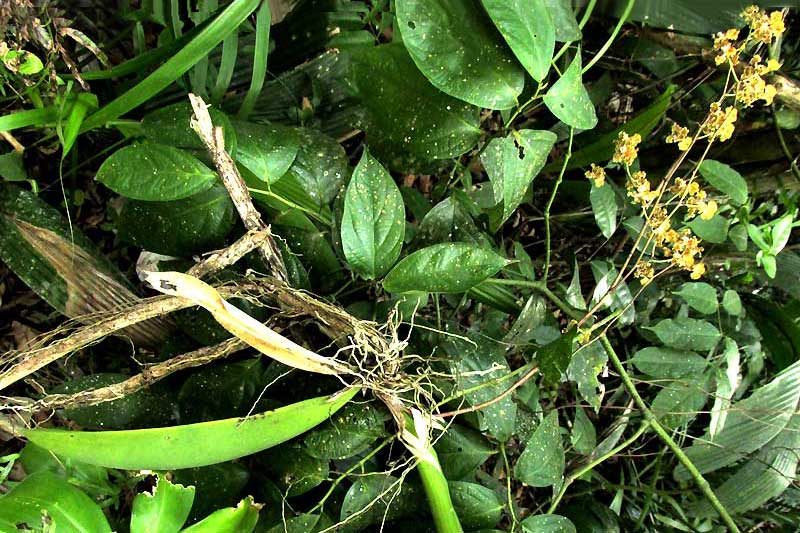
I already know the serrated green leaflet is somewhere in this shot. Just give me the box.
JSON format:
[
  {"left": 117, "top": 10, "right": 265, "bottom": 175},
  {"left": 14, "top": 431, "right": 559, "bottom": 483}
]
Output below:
[
  {"left": 22, "top": 388, "right": 358, "bottom": 470},
  {"left": 481, "top": 0, "right": 555, "bottom": 81},
  {"left": 396, "top": 0, "right": 525, "bottom": 109},
  {"left": 96, "top": 143, "right": 217, "bottom": 201},
  {"left": 341, "top": 150, "right": 405, "bottom": 280},
  {"left": 383, "top": 243, "right": 508, "bottom": 293}
]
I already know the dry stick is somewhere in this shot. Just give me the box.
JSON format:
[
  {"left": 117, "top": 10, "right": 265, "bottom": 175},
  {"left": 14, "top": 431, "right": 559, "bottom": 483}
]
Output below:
[
  {"left": 31, "top": 338, "right": 247, "bottom": 411},
  {"left": 187, "top": 228, "right": 271, "bottom": 278},
  {"left": 188, "top": 93, "right": 288, "bottom": 282}
]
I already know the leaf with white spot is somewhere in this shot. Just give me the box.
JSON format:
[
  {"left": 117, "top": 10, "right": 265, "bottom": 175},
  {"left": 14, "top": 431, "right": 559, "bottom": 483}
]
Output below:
[
  {"left": 514, "top": 410, "right": 564, "bottom": 487},
  {"left": 341, "top": 150, "right": 405, "bottom": 280},
  {"left": 543, "top": 53, "right": 597, "bottom": 129}
]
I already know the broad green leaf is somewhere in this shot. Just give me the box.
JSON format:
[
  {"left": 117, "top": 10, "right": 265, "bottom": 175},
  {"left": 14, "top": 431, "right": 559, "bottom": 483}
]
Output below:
[
  {"left": 415, "top": 196, "right": 492, "bottom": 249},
  {"left": 82, "top": 0, "right": 261, "bottom": 130},
  {"left": 481, "top": 0, "right": 555, "bottom": 81},
  {"left": 538, "top": 329, "right": 577, "bottom": 387},
  {"left": 688, "top": 213, "right": 729, "bottom": 244},
  {"left": 691, "top": 413, "right": 800, "bottom": 518},
  {"left": 729, "top": 223, "right": 748, "bottom": 251},
  {"left": 446, "top": 335, "right": 517, "bottom": 441},
  {"left": 482, "top": 129, "right": 557, "bottom": 229},
  {"left": 589, "top": 182, "right": 617, "bottom": 238},
  {"left": 182, "top": 496, "right": 260, "bottom": 533},
  {"left": 506, "top": 295, "right": 547, "bottom": 345},
  {"left": 351, "top": 43, "right": 481, "bottom": 165},
  {"left": 543, "top": 0, "right": 581, "bottom": 41},
  {"left": 673, "top": 282, "right": 718, "bottom": 315},
  {"left": 284, "top": 128, "right": 349, "bottom": 208},
  {"left": 341, "top": 150, "right": 405, "bottom": 279},
  {"left": 543, "top": 54, "right": 597, "bottom": 130},
  {"left": 645, "top": 318, "right": 721, "bottom": 352},
  {"left": 340, "top": 476, "right": 422, "bottom": 530},
  {"left": 770, "top": 212, "right": 794, "bottom": 255},
  {"left": 383, "top": 243, "right": 508, "bottom": 294},
  {"left": 53, "top": 373, "right": 173, "bottom": 429},
  {"left": 232, "top": 120, "right": 299, "bottom": 183},
  {"left": 675, "top": 360, "right": 800, "bottom": 480},
  {"left": 117, "top": 183, "right": 236, "bottom": 256},
  {"left": 449, "top": 481, "right": 504, "bottom": 530},
  {"left": 0, "top": 151, "right": 27, "bottom": 181},
  {"left": 651, "top": 376, "right": 709, "bottom": 428},
  {"left": 515, "top": 411, "right": 564, "bottom": 487},
  {"left": 565, "top": 261, "right": 586, "bottom": 310},
  {"left": 0, "top": 471, "right": 111, "bottom": 532},
  {"left": 566, "top": 340, "right": 607, "bottom": 411},
  {"left": 96, "top": 142, "right": 217, "bottom": 201},
  {"left": 141, "top": 102, "right": 237, "bottom": 153},
  {"left": 571, "top": 408, "right": 597, "bottom": 455},
  {"left": 21, "top": 388, "right": 358, "bottom": 470},
  {"left": 722, "top": 289, "right": 743, "bottom": 316},
  {"left": 514, "top": 241, "right": 536, "bottom": 280},
  {"left": 130, "top": 475, "right": 195, "bottom": 533},
  {"left": 302, "top": 402, "right": 388, "bottom": 460},
  {"left": 698, "top": 160, "right": 748, "bottom": 206},
  {"left": 258, "top": 445, "right": 328, "bottom": 497},
  {"left": 631, "top": 347, "right": 708, "bottom": 379},
  {"left": 396, "top": 0, "right": 525, "bottom": 109},
  {"left": 521, "top": 514, "right": 577, "bottom": 533},
  {"left": 434, "top": 424, "right": 495, "bottom": 480}
]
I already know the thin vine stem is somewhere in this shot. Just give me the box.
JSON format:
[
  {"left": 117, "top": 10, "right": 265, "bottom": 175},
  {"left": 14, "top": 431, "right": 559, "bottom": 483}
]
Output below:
[
  {"left": 548, "top": 420, "right": 651, "bottom": 513},
  {"left": 599, "top": 336, "right": 740, "bottom": 532},
  {"left": 544, "top": 127, "right": 574, "bottom": 282},
  {"left": 582, "top": 0, "right": 636, "bottom": 74}
]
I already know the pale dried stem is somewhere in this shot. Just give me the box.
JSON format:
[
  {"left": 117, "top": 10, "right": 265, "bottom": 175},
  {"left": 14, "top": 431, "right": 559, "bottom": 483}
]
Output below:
[{"left": 188, "top": 93, "right": 288, "bottom": 282}]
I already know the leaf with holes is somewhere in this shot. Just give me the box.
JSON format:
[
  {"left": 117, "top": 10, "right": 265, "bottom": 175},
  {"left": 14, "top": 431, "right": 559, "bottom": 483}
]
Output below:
[{"left": 482, "top": 129, "right": 556, "bottom": 229}]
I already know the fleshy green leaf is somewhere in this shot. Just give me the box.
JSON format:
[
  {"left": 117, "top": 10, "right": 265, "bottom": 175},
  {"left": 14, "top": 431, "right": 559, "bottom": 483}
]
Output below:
[
  {"left": 543, "top": 54, "right": 597, "bottom": 129},
  {"left": 96, "top": 142, "right": 217, "bottom": 201},
  {"left": 351, "top": 43, "right": 481, "bottom": 166},
  {"left": 341, "top": 150, "right": 405, "bottom": 279},
  {"left": 722, "top": 290, "right": 743, "bottom": 316},
  {"left": 284, "top": 128, "right": 349, "bottom": 208},
  {"left": 182, "top": 496, "right": 260, "bottom": 533},
  {"left": 130, "top": 475, "right": 195, "bottom": 533},
  {"left": 698, "top": 160, "right": 748, "bottom": 206},
  {"left": 481, "top": 0, "right": 555, "bottom": 81},
  {"left": 117, "top": 182, "right": 236, "bottom": 256},
  {"left": 482, "top": 129, "right": 557, "bottom": 229},
  {"left": 232, "top": 120, "right": 299, "bottom": 183},
  {"left": 631, "top": 347, "right": 708, "bottom": 379},
  {"left": 383, "top": 243, "right": 508, "bottom": 293},
  {"left": 449, "top": 481, "right": 504, "bottom": 530},
  {"left": 673, "top": 282, "right": 718, "bottom": 315},
  {"left": 521, "top": 514, "right": 577, "bottom": 533},
  {"left": 0, "top": 471, "right": 112, "bottom": 532},
  {"left": 589, "top": 182, "right": 618, "bottom": 239},
  {"left": 645, "top": 318, "right": 721, "bottom": 352},
  {"left": 21, "top": 388, "right": 358, "bottom": 470},
  {"left": 396, "top": 0, "right": 525, "bottom": 109},
  {"left": 515, "top": 411, "right": 564, "bottom": 487}
]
